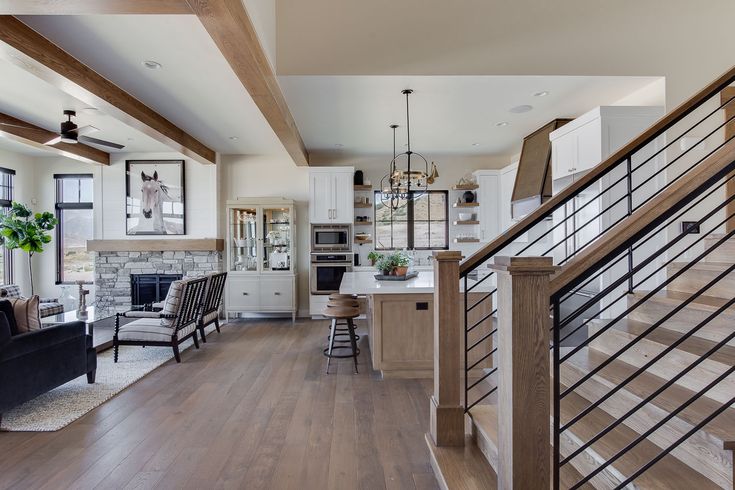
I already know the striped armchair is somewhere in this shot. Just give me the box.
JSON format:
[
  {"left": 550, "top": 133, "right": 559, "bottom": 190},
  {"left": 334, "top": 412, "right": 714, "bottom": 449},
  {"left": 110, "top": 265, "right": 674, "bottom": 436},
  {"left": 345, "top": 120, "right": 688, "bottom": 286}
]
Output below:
[
  {"left": 113, "top": 276, "right": 207, "bottom": 363},
  {"left": 0, "top": 285, "right": 64, "bottom": 318},
  {"left": 197, "top": 272, "right": 227, "bottom": 343}
]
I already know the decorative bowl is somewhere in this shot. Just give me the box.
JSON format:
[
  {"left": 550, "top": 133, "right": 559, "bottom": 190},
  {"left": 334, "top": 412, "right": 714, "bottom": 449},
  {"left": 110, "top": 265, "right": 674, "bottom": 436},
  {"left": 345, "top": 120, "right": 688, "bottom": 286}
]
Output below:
[{"left": 458, "top": 213, "right": 473, "bottom": 221}]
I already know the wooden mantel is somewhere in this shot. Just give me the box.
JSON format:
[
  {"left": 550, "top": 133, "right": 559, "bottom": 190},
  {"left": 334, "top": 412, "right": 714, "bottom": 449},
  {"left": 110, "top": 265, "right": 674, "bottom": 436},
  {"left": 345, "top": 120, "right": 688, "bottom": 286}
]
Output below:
[{"left": 87, "top": 238, "right": 224, "bottom": 252}]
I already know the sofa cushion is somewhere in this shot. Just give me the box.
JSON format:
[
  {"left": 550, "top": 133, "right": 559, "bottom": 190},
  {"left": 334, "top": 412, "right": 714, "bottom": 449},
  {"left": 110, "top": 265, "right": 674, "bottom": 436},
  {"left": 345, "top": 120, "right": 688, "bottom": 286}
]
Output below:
[
  {"left": 0, "top": 312, "right": 11, "bottom": 349},
  {"left": 0, "top": 284, "right": 22, "bottom": 299},
  {"left": 160, "top": 280, "right": 184, "bottom": 327},
  {"left": 118, "top": 319, "right": 174, "bottom": 343},
  {"left": 9, "top": 296, "right": 41, "bottom": 333},
  {"left": 0, "top": 299, "right": 19, "bottom": 336}
]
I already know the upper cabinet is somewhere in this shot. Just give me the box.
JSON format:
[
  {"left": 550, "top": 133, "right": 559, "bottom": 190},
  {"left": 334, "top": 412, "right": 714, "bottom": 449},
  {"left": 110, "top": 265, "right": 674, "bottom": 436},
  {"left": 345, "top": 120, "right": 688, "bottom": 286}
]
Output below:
[
  {"left": 309, "top": 167, "right": 355, "bottom": 224},
  {"left": 474, "top": 170, "right": 500, "bottom": 242}
]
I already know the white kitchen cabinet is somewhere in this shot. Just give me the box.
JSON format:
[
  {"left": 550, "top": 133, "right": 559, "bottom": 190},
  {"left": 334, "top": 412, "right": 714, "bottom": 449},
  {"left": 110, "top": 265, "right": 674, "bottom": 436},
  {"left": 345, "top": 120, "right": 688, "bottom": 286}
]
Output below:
[
  {"left": 225, "top": 198, "right": 298, "bottom": 322},
  {"left": 309, "top": 167, "right": 355, "bottom": 223},
  {"left": 499, "top": 162, "right": 518, "bottom": 233},
  {"left": 474, "top": 170, "right": 500, "bottom": 242}
]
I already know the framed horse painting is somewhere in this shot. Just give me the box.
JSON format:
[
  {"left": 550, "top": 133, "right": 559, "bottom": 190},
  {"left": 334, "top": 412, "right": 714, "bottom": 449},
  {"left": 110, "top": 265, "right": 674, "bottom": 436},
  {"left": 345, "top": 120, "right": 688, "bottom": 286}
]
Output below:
[{"left": 126, "top": 160, "right": 186, "bottom": 235}]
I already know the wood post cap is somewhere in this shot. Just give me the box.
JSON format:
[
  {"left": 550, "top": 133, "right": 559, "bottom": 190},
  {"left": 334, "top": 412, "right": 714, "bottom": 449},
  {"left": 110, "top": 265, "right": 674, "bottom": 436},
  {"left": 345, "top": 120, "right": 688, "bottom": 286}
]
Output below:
[
  {"left": 433, "top": 251, "right": 463, "bottom": 262},
  {"left": 488, "top": 256, "right": 558, "bottom": 274}
]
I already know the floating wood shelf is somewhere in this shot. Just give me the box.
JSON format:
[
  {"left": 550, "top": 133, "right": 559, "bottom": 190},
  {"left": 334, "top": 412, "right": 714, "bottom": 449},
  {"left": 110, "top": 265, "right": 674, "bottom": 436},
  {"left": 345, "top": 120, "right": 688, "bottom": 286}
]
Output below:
[
  {"left": 354, "top": 239, "right": 373, "bottom": 244},
  {"left": 454, "top": 238, "right": 480, "bottom": 243},
  {"left": 355, "top": 221, "right": 373, "bottom": 226},
  {"left": 451, "top": 183, "right": 479, "bottom": 190},
  {"left": 453, "top": 220, "right": 480, "bottom": 225},
  {"left": 354, "top": 185, "right": 373, "bottom": 191},
  {"left": 354, "top": 202, "right": 373, "bottom": 208},
  {"left": 453, "top": 202, "right": 479, "bottom": 208}
]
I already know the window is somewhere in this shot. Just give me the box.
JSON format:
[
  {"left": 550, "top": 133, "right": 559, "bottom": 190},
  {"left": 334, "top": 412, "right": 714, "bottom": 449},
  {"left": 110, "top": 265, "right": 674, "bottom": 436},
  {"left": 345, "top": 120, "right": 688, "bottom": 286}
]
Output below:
[
  {"left": 55, "top": 174, "right": 93, "bottom": 284},
  {"left": 374, "top": 190, "right": 449, "bottom": 250},
  {"left": 0, "top": 167, "right": 14, "bottom": 285}
]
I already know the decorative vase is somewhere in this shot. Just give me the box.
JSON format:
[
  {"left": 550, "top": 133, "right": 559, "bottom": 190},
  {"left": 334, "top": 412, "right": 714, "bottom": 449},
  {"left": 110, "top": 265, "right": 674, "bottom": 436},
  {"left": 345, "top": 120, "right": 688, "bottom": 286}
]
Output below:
[
  {"left": 462, "top": 191, "right": 476, "bottom": 203},
  {"left": 58, "top": 285, "right": 77, "bottom": 312}
]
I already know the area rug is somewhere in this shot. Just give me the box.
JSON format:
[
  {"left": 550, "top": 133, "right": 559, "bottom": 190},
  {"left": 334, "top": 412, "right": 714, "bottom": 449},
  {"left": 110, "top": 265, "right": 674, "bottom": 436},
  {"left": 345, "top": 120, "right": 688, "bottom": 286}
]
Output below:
[{"left": 0, "top": 329, "right": 213, "bottom": 432}]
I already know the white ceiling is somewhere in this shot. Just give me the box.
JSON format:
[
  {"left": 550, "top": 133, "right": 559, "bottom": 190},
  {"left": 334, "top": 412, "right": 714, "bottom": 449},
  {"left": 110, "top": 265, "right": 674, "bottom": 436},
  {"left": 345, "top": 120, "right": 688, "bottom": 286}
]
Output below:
[
  {"left": 18, "top": 15, "right": 288, "bottom": 156},
  {"left": 278, "top": 75, "right": 663, "bottom": 157}
]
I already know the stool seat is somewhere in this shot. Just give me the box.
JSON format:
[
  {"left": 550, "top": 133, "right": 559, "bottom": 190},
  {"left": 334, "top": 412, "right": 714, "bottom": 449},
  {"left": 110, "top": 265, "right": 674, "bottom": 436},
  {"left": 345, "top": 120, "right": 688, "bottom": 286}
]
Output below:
[
  {"left": 323, "top": 306, "right": 359, "bottom": 319},
  {"left": 329, "top": 293, "right": 357, "bottom": 301},
  {"left": 327, "top": 299, "right": 359, "bottom": 308}
]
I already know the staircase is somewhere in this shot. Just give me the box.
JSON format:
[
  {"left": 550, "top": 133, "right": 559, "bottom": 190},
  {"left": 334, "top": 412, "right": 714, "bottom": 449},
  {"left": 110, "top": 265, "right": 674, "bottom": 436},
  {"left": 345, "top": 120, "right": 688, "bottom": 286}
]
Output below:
[{"left": 427, "top": 65, "right": 735, "bottom": 489}]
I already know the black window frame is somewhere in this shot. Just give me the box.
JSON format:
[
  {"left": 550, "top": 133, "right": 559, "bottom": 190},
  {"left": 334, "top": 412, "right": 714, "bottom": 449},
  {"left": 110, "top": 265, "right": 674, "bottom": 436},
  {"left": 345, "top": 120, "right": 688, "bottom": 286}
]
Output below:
[
  {"left": 0, "top": 167, "right": 14, "bottom": 285},
  {"left": 55, "top": 174, "right": 94, "bottom": 285},
  {"left": 373, "top": 190, "right": 450, "bottom": 251}
]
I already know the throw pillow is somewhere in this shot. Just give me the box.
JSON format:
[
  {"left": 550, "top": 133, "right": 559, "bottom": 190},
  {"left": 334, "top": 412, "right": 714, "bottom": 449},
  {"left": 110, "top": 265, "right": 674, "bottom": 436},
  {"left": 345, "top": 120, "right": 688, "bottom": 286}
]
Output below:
[
  {"left": 9, "top": 295, "right": 42, "bottom": 333},
  {"left": 0, "top": 299, "right": 19, "bottom": 336},
  {"left": 160, "top": 280, "right": 184, "bottom": 327}
]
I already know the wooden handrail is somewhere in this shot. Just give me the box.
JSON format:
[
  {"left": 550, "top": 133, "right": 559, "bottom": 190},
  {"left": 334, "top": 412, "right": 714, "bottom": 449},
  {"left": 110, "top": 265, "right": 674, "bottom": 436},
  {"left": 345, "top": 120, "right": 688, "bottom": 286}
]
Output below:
[
  {"left": 459, "top": 64, "right": 735, "bottom": 276},
  {"left": 549, "top": 136, "right": 735, "bottom": 296}
]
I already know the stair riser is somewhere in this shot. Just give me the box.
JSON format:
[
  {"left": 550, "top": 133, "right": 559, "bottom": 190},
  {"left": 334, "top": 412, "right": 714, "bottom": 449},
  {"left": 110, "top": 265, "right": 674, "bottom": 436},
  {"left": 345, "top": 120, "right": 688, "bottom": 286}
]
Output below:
[
  {"left": 588, "top": 326, "right": 735, "bottom": 405},
  {"left": 561, "top": 361, "right": 733, "bottom": 488},
  {"left": 628, "top": 296, "right": 735, "bottom": 347},
  {"left": 703, "top": 237, "right": 735, "bottom": 263},
  {"left": 667, "top": 264, "right": 735, "bottom": 300}
]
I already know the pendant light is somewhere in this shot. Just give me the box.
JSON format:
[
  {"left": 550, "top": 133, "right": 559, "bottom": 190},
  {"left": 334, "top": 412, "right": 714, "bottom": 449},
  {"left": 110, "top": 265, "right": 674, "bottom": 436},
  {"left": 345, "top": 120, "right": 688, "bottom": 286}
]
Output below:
[{"left": 380, "top": 89, "right": 434, "bottom": 210}]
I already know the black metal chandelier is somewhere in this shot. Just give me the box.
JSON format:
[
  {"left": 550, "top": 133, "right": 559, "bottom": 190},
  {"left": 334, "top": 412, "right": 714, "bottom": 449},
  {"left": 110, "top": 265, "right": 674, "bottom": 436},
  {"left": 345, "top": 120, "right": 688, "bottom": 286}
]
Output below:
[{"left": 380, "top": 89, "right": 437, "bottom": 210}]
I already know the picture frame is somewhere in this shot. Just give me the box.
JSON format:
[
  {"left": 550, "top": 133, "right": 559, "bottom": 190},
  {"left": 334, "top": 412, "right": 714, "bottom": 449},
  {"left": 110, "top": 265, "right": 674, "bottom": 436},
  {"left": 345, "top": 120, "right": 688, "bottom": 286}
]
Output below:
[{"left": 125, "top": 160, "right": 186, "bottom": 235}]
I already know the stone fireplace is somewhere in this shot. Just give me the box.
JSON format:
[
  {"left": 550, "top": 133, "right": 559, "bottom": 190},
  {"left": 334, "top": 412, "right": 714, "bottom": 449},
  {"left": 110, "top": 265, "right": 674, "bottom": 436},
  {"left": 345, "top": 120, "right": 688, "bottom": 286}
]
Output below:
[{"left": 89, "top": 239, "right": 224, "bottom": 311}]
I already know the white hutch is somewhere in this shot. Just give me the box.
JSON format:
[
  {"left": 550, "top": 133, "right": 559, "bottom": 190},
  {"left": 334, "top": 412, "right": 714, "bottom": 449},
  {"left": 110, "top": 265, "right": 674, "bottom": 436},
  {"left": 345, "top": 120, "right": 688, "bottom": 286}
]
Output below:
[{"left": 225, "top": 198, "right": 297, "bottom": 322}]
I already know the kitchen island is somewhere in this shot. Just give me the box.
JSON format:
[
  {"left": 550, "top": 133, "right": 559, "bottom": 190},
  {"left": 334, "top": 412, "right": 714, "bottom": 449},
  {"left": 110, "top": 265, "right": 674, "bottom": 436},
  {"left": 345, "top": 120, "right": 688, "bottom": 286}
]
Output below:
[{"left": 340, "top": 271, "right": 494, "bottom": 378}]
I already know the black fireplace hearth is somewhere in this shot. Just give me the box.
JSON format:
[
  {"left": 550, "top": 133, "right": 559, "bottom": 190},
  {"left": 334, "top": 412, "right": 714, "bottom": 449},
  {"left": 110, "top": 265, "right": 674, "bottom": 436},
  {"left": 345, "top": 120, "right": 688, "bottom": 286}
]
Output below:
[{"left": 131, "top": 274, "right": 182, "bottom": 305}]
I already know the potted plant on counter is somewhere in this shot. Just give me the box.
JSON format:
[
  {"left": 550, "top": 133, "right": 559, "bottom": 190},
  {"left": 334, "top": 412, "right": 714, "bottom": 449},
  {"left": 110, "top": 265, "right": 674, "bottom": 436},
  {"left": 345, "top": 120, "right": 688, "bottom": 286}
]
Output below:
[
  {"left": 367, "top": 251, "right": 383, "bottom": 266},
  {"left": 393, "top": 252, "right": 410, "bottom": 276},
  {"left": 375, "top": 255, "right": 394, "bottom": 276}
]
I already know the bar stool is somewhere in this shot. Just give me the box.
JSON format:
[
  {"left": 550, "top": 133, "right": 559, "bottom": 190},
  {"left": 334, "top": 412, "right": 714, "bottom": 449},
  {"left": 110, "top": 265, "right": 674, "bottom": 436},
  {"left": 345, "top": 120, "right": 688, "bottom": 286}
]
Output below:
[
  {"left": 323, "top": 306, "right": 359, "bottom": 374},
  {"left": 325, "top": 297, "right": 361, "bottom": 344}
]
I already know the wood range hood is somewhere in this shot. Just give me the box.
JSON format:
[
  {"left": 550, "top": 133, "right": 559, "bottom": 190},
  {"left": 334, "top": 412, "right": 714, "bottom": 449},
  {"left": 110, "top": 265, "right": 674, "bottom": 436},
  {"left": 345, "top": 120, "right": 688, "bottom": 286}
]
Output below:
[{"left": 511, "top": 119, "right": 571, "bottom": 219}]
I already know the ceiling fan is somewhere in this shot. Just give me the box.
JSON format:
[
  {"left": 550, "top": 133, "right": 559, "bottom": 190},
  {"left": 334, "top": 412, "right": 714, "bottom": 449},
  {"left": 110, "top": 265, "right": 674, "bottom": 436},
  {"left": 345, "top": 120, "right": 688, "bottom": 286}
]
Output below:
[{"left": 0, "top": 110, "right": 125, "bottom": 150}]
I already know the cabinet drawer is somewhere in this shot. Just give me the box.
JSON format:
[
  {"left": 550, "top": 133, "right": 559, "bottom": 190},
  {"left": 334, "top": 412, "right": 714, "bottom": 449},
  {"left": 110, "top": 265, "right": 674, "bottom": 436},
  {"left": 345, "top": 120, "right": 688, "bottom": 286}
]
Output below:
[
  {"left": 227, "top": 276, "right": 260, "bottom": 308},
  {"left": 260, "top": 277, "right": 293, "bottom": 309}
]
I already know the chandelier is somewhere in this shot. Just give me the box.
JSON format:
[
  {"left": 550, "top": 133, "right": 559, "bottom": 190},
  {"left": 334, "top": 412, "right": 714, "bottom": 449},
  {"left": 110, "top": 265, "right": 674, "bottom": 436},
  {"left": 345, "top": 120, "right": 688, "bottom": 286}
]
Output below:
[{"left": 380, "top": 89, "right": 438, "bottom": 210}]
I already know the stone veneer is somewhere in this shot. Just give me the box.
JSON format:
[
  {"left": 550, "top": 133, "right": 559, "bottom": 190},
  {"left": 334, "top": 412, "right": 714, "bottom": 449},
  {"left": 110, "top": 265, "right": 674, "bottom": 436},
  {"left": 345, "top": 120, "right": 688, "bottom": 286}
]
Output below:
[{"left": 94, "top": 250, "right": 223, "bottom": 310}]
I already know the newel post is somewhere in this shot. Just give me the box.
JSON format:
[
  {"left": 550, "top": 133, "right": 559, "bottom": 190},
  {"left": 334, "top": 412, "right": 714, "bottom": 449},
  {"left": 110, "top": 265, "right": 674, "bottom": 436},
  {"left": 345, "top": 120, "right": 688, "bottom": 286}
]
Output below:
[
  {"left": 489, "top": 256, "right": 558, "bottom": 489},
  {"left": 430, "top": 250, "right": 464, "bottom": 447}
]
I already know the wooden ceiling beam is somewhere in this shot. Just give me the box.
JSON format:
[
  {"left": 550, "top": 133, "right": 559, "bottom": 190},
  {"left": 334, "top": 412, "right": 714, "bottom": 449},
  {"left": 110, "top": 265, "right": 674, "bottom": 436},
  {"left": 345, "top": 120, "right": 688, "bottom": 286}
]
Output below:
[
  {"left": 0, "top": 1, "right": 192, "bottom": 15},
  {"left": 0, "top": 112, "right": 109, "bottom": 165},
  {"left": 187, "top": 0, "right": 310, "bottom": 166},
  {"left": 0, "top": 16, "right": 216, "bottom": 165}
]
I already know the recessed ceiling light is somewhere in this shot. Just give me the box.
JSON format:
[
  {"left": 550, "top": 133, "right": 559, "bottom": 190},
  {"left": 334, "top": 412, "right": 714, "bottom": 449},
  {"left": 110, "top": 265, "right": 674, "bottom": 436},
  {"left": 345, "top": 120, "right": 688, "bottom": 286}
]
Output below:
[
  {"left": 495, "top": 121, "right": 509, "bottom": 127},
  {"left": 472, "top": 143, "right": 480, "bottom": 147},
  {"left": 509, "top": 105, "right": 533, "bottom": 114},
  {"left": 533, "top": 91, "right": 549, "bottom": 97},
  {"left": 127, "top": 137, "right": 134, "bottom": 142},
  {"left": 335, "top": 143, "right": 344, "bottom": 148},
  {"left": 229, "top": 136, "right": 239, "bottom": 141},
  {"left": 141, "top": 60, "right": 162, "bottom": 70}
]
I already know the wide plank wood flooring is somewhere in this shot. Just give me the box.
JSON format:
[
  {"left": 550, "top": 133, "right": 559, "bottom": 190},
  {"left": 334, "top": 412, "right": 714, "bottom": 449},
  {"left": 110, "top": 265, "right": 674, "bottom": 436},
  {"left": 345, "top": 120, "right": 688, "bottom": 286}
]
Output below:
[{"left": 0, "top": 320, "right": 439, "bottom": 490}]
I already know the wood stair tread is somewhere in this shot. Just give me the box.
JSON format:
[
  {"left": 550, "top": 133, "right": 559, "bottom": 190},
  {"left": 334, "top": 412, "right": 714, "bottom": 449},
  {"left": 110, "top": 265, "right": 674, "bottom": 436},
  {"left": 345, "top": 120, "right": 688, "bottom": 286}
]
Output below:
[
  {"left": 566, "top": 348, "right": 735, "bottom": 444},
  {"left": 425, "top": 433, "right": 497, "bottom": 489},
  {"left": 669, "top": 261, "right": 735, "bottom": 271},
  {"left": 632, "top": 289, "right": 735, "bottom": 312},
  {"left": 605, "top": 317, "right": 735, "bottom": 366}
]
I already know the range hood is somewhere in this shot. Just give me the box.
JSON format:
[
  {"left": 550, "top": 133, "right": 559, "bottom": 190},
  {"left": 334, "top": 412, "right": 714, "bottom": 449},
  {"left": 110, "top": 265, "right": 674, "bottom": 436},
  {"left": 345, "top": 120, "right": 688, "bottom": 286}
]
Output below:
[{"left": 511, "top": 119, "right": 571, "bottom": 220}]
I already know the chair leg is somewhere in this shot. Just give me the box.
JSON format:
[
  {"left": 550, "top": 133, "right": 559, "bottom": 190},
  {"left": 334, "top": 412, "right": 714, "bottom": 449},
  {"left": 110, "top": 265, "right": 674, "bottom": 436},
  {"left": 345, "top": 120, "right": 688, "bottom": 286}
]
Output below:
[
  {"left": 347, "top": 318, "right": 359, "bottom": 374},
  {"left": 172, "top": 343, "right": 182, "bottom": 363},
  {"left": 326, "top": 318, "right": 337, "bottom": 374},
  {"left": 214, "top": 318, "right": 221, "bottom": 333},
  {"left": 114, "top": 341, "right": 119, "bottom": 363},
  {"left": 192, "top": 330, "right": 200, "bottom": 349},
  {"left": 87, "top": 369, "right": 96, "bottom": 384},
  {"left": 199, "top": 323, "right": 207, "bottom": 343}
]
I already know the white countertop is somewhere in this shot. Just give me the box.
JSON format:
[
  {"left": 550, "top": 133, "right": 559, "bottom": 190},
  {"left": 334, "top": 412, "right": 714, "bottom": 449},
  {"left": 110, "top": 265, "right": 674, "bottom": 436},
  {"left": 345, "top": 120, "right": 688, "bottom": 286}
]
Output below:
[{"left": 340, "top": 270, "right": 496, "bottom": 295}]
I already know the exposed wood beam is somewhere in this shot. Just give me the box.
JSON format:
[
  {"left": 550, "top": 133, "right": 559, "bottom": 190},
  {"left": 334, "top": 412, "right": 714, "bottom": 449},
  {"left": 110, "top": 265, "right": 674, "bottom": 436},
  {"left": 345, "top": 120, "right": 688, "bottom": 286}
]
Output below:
[
  {"left": 0, "top": 1, "right": 192, "bottom": 15},
  {"left": 0, "top": 16, "right": 216, "bottom": 165},
  {"left": 0, "top": 112, "right": 109, "bottom": 165},
  {"left": 187, "top": 0, "right": 310, "bottom": 166}
]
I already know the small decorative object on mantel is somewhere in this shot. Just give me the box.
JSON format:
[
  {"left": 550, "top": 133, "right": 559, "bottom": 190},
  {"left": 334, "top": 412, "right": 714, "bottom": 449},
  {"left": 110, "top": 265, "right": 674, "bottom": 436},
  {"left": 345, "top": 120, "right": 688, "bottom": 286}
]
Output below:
[{"left": 76, "top": 280, "right": 89, "bottom": 320}]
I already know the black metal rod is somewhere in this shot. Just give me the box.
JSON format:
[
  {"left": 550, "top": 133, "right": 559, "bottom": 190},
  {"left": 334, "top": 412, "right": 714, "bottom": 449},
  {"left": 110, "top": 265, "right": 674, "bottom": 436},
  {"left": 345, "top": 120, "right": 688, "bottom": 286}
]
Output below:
[
  {"left": 572, "top": 366, "right": 735, "bottom": 489},
  {"left": 467, "top": 289, "right": 494, "bottom": 312},
  {"left": 466, "top": 270, "right": 495, "bottom": 293},
  {"left": 468, "top": 331, "right": 496, "bottom": 352},
  {"left": 467, "top": 311, "right": 495, "bottom": 333},
  {"left": 468, "top": 348, "right": 496, "bottom": 371},
  {"left": 614, "top": 394, "right": 735, "bottom": 489},
  {"left": 561, "top": 325, "right": 735, "bottom": 466},
  {"left": 466, "top": 385, "right": 498, "bottom": 412},
  {"left": 467, "top": 366, "right": 498, "bottom": 391},
  {"left": 464, "top": 276, "right": 469, "bottom": 412},
  {"left": 552, "top": 300, "right": 561, "bottom": 490}
]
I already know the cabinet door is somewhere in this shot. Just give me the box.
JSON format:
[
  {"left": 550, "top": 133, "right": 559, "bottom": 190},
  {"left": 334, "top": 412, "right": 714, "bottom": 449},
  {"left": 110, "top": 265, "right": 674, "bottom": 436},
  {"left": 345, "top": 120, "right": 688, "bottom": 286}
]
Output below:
[
  {"left": 309, "top": 172, "right": 334, "bottom": 223},
  {"left": 260, "top": 276, "right": 294, "bottom": 310},
  {"left": 477, "top": 173, "right": 499, "bottom": 242},
  {"left": 331, "top": 170, "right": 354, "bottom": 223},
  {"left": 574, "top": 119, "right": 602, "bottom": 174},
  {"left": 226, "top": 276, "right": 260, "bottom": 309},
  {"left": 552, "top": 133, "right": 576, "bottom": 178}
]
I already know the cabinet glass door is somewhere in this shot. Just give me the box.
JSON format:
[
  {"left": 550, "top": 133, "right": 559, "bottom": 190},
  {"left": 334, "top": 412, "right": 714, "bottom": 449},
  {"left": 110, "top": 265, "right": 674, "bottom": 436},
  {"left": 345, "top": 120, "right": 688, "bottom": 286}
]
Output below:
[
  {"left": 262, "top": 207, "right": 291, "bottom": 272},
  {"left": 230, "top": 207, "right": 258, "bottom": 272}
]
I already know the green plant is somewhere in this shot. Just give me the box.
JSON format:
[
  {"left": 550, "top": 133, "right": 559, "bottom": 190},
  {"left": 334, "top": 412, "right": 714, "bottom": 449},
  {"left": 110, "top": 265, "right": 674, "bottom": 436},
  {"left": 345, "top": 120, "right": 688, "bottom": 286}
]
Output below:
[
  {"left": 367, "top": 251, "right": 383, "bottom": 265},
  {"left": 0, "top": 201, "right": 57, "bottom": 294},
  {"left": 393, "top": 252, "right": 410, "bottom": 267},
  {"left": 374, "top": 255, "right": 394, "bottom": 274}
]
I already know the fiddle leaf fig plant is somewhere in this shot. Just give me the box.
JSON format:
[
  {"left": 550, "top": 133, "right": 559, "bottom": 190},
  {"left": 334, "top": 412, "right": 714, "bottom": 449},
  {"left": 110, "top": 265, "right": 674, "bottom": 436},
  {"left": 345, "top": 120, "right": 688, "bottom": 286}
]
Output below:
[{"left": 0, "top": 201, "right": 57, "bottom": 294}]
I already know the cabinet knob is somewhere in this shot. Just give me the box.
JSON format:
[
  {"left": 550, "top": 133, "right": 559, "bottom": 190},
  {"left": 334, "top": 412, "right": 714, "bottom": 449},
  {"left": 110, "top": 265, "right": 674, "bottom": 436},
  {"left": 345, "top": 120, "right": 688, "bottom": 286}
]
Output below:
[
  {"left": 274, "top": 292, "right": 281, "bottom": 295},
  {"left": 242, "top": 292, "right": 249, "bottom": 296}
]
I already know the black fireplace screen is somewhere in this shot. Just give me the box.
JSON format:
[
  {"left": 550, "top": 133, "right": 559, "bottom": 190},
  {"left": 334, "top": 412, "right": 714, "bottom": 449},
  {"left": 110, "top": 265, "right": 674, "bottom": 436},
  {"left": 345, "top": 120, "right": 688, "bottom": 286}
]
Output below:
[{"left": 131, "top": 274, "right": 182, "bottom": 305}]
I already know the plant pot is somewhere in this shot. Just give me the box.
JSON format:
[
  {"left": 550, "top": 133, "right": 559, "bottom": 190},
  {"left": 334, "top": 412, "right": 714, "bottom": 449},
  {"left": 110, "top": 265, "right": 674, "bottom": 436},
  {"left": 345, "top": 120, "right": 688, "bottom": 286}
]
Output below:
[
  {"left": 381, "top": 269, "right": 393, "bottom": 276},
  {"left": 395, "top": 266, "right": 408, "bottom": 276}
]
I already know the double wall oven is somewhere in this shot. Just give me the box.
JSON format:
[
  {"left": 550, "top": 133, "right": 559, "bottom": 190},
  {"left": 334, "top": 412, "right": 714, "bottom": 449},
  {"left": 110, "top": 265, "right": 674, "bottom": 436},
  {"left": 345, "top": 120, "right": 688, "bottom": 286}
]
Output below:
[{"left": 310, "top": 224, "right": 352, "bottom": 295}]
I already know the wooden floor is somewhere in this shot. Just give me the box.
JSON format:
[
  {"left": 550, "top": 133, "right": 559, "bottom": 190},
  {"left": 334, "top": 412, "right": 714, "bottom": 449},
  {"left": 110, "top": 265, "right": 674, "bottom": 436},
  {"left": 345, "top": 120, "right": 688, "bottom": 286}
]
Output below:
[{"left": 0, "top": 319, "right": 440, "bottom": 490}]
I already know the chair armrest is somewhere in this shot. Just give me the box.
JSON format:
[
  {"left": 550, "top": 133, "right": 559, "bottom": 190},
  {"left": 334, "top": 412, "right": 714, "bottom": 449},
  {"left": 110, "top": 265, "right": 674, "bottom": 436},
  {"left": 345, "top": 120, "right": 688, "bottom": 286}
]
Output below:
[{"left": 120, "top": 311, "right": 164, "bottom": 319}]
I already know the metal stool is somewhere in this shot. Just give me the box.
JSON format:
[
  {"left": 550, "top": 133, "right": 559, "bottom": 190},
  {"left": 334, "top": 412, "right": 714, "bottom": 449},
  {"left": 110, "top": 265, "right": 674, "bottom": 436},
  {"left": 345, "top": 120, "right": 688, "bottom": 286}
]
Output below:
[
  {"left": 326, "top": 299, "right": 361, "bottom": 343},
  {"left": 323, "top": 306, "right": 360, "bottom": 374}
]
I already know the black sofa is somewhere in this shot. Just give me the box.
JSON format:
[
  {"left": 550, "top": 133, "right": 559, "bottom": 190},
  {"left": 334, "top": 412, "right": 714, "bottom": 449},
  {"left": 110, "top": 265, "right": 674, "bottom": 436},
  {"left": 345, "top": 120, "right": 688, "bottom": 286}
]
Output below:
[{"left": 0, "top": 303, "right": 96, "bottom": 425}]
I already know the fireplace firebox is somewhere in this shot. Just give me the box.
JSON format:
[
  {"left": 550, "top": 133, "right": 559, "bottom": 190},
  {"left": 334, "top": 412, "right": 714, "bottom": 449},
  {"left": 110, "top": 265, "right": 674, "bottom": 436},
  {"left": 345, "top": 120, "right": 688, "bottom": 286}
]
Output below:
[{"left": 131, "top": 274, "right": 182, "bottom": 306}]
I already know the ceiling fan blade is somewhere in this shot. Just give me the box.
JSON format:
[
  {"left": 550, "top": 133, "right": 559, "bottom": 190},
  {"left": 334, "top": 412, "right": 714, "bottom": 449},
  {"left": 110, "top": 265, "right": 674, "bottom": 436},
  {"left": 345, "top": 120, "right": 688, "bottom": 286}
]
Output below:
[
  {"left": 0, "top": 122, "right": 48, "bottom": 132},
  {"left": 44, "top": 136, "right": 62, "bottom": 145},
  {"left": 78, "top": 135, "right": 125, "bottom": 150},
  {"left": 72, "top": 125, "right": 99, "bottom": 136}
]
